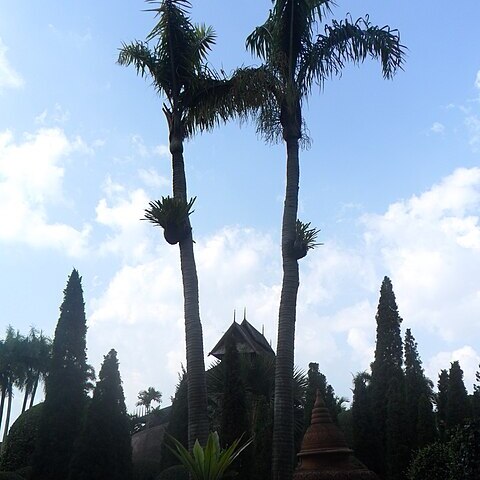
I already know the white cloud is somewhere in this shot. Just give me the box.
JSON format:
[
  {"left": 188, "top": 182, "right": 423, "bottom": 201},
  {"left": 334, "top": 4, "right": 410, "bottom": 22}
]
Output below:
[
  {"left": 138, "top": 168, "right": 169, "bottom": 188},
  {"left": 0, "top": 37, "right": 24, "bottom": 91},
  {"left": 430, "top": 122, "right": 445, "bottom": 134},
  {"left": 465, "top": 114, "right": 480, "bottom": 151},
  {"left": 475, "top": 70, "right": 480, "bottom": 90},
  {"left": 87, "top": 166, "right": 480, "bottom": 406},
  {"left": 35, "top": 104, "right": 70, "bottom": 125},
  {"left": 0, "top": 128, "right": 90, "bottom": 255},
  {"left": 95, "top": 178, "right": 153, "bottom": 262},
  {"left": 362, "top": 167, "right": 480, "bottom": 343},
  {"left": 426, "top": 346, "right": 480, "bottom": 393}
]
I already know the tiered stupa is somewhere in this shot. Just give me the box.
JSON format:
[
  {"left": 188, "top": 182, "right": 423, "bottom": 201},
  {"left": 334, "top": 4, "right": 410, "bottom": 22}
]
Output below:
[{"left": 294, "top": 390, "right": 379, "bottom": 480}]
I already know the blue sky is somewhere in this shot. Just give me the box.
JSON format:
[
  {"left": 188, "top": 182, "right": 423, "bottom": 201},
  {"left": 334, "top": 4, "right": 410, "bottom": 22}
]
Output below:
[{"left": 1, "top": 0, "right": 480, "bottom": 427}]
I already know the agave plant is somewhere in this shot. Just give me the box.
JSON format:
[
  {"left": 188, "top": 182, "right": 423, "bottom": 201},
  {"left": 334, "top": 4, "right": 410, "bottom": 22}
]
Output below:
[
  {"left": 291, "top": 220, "right": 322, "bottom": 260},
  {"left": 144, "top": 196, "right": 196, "bottom": 245},
  {"left": 167, "top": 431, "right": 252, "bottom": 480}
]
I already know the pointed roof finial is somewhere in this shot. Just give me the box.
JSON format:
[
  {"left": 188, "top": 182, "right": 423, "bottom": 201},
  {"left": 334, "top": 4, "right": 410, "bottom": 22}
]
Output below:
[
  {"left": 233, "top": 309, "right": 236, "bottom": 323},
  {"left": 243, "top": 307, "right": 246, "bottom": 321},
  {"left": 262, "top": 324, "right": 265, "bottom": 336}
]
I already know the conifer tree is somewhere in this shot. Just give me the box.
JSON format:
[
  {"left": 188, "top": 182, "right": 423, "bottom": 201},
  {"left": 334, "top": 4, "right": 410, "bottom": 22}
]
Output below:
[
  {"left": 416, "top": 393, "right": 436, "bottom": 449},
  {"left": 370, "top": 276, "right": 404, "bottom": 476},
  {"left": 304, "top": 362, "right": 338, "bottom": 429},
  {"left": 404, "top": 328, "right": 434, "bottom": 452},
  {"left": 32, "top": 269, "right": 89, "bottom": 480},
  {"left": 220, "top": 336, "right": 249, "bottom": 447},
  {"left": 385, "top": 376, "right": 409, "bottom": 480},
  {"left": 446, "top": 360, "right": 471, "bottom": 430},
  {"left": 352, "top": 372, "right": 375, "bottom": 471},
  {"left": 219, "top": 336, "right": 250, "bottom": 479},
  {"left": 69, "top": 349, "right": 132, "bottom": 480},
  {"left": 473, "top": 364, "right": 480, "bottom": 421},
  {"left": 436, "top": 369, "right": 449, "bottom": 440}
]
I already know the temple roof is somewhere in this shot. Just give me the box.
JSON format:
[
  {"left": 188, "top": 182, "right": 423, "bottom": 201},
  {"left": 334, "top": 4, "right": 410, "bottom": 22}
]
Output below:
[{"left": 209, "top": 315, "right": 275, "bottom": 360}]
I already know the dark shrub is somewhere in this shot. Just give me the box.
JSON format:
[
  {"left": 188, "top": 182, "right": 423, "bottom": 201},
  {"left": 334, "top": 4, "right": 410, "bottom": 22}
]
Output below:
[{"left": 0, "top": 405, "right": 43, "bottom": 472}]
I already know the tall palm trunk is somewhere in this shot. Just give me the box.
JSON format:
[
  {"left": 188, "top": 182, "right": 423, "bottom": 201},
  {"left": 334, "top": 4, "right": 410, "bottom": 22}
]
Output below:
[
  {"left": 29, "top": 376, "right": 39, "bottom": 409},
  {"left": 22, "top": 387, "right": 29, "bottom": 414},
  {"left": 169, "top": 113, "right": 209, "bottom": 450},
  {"left": 2, "top": 386, "right": 13, "bottom": 446},
  {"left": 0, "top": 388, "right": 6, "bottom": 432},
  {"left": 272, "top": 102, "right": 301, "bottom": 480}
]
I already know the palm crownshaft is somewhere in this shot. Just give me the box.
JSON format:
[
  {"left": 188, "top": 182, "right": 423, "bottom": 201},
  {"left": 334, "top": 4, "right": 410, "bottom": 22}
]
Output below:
[{"left": 246, "top": 2, "right": 404, "bottom": 479}]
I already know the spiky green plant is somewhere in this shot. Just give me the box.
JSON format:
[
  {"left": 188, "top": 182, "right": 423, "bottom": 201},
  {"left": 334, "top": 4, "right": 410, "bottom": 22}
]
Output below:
[
  {"left": 292, "top": 220, "right": 322, "bottom": 259},
  {"left": 167, "top": 431, "right": 252, "bottom": 480},
  {"left": 144, "top": 196, "right": 196, "bottom": 244}
]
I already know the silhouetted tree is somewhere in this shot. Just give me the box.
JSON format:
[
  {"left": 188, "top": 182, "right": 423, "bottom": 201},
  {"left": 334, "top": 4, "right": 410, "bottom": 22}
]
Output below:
[
  {"left": 370, "top": 276, "right": 404, "bottom": 476},
  {"left": 32, "top": 269, "right": 89, "bottom": 480},
  {"left": 352, "top": 371, "right": 375, "bottom": 470},
  {"left": 416, "top": 393, "right": 436, "bottom": 449},
  {"left": 404, "top": 328, "right": 434, "bottom": 453},
  {"left": 69, "top": 349, "right": 132, "bottom": 480},
  {"left": 385, "top": 376, "right": 409, "bottom": 480},
  {"left": 304, "top": 362, "right": 338, "bottom": 429},
  {"left": 436, "top": 369, "right": 449, "bottom": 440},
  {"left": 446, "top": 360, "right": 470, "bottom": 430},
  {"left": 220, "top": 336, "right": 249, "bottom": 447}
]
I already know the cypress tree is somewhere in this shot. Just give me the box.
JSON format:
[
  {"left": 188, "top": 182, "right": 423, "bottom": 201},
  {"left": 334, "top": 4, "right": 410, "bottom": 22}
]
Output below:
[
  {"left": 446, "top": 360, "right": 471, "bottom": 430},
  {"left": 436, "top": 369, "right": 449, "bottom": 440},
  {"left": 352, "top": 371, "right": 375, "bottom": 471},
  {"left": 404, "top": 328, "right": 434, "bottom": 452},
  {"left": 32, "top": 269, "right": 89, "bottom": 480},
  {"left": 304, "top": 362, "right": 338, "bottom": 429},
  {"left": 416, "top": 393, "right": 436, "bottom": 449},
  {"left": 69, "top": 349, "right": 132, "bottom": 480},
  {"left": 385, "top": 376, "right": 409, "bottom": 480},
  {"left": 473, "top": 364, "right": 480, "bottom": 421},
  {"left": 219, "top": 336, "right": 250, "bottom": 479},
  {"left": 370, "top": 276, "right": 404, "bottom": 476},
  {"left": 219, "top": 335, "right": 249, "bottom": 446}
]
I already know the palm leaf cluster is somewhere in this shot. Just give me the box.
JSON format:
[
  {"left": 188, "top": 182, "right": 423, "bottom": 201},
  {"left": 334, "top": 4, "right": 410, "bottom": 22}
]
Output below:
[{"left": 0, "top": 327, "right": 51, "bottom": 443}]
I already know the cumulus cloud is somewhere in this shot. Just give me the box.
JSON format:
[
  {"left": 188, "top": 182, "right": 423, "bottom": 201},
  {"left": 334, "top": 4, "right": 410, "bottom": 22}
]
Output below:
[
  {"left": 0, "top": 128, "right": 90, "bottom": 255},
  {"left": 0, "top": 38, "right": 24, "bottom": 91},
  {"left": 87, "top": 166, "right": 480, "bottom": 407},
  {"left": 430, "top": 122, "right": 445, "bottom": 134}
]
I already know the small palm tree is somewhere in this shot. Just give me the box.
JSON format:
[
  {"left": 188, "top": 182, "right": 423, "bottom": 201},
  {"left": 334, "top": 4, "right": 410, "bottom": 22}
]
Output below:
[
  {"left": 245, "top": 2, "right": 405, "bottom": 478},
  {"left": 136, "top": 387, "right": 162, "bottom": 414}
]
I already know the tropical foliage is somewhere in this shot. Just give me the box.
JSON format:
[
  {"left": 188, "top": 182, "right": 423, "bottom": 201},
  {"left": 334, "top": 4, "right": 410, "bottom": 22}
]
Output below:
[
  {"left": 136, "top": 387, "right": 162, "bottom": 414},
  {"left": 244, "top": 2, "right": 405, "bottom": 477},
  {"left": 167, "top": 431, "right": 252, "bottom": 480}
]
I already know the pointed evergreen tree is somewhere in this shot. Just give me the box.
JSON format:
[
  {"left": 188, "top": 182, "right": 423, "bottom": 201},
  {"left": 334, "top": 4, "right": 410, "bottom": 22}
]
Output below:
[
  {"left": 436, "top": 369, "right": 449, "bottom": 440},
  {"left": 385, "top": 376, "right": 409, "bottom": 480},
  {"left": 446, "top": 360, "right": 471, "bottom": 430},
  {"left": 473, "top": 364, "right": 480, "bottom": 421},
  {"left": 219, "top": 335, "right": 251, "bottom": 480},
  {"left": 352, "top": 371, "right": 375, "bottom": 471},
  {"left": 416, "top": 393, "right": 436, "bottom": 449},
  {"left": 370, "top": 276, "right": 404, "bottom": 476},
  {"left": 220, "top": 336, "right": 249, "bottom": 447},
  {"left": 69, "top": 349, "right": 132, "bottom": 480},
  {"left": 304, "top": 362, "right": 338, "bottom": 429},
  {"left": 404, "top": 328, "right": 434, "bottom": 453},
  {"left": 32, "top": 269, "right": 88, "bottom": 480}
]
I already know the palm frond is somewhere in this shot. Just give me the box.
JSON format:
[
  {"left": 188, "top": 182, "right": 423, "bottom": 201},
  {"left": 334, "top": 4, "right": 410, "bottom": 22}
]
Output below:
[
  {"left": 300, "top": 15, "right": 405, "bottom": 91},
  {"left": 194, "top": 24, "right": 216, "bottom": 63}
]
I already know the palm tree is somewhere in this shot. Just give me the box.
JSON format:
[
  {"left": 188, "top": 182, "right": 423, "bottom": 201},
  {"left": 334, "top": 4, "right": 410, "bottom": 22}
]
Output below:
[
  {"left": 136, "top": 387, "right": 162, "bottom": 414},
  {"left": 246, "top": 2, "right": 405, "bottom": 478},
  {"left": 118, "top": 0, "right": 248, "bottom": 449},
  {"left": 1, "top": 326, "right": 26, "bottom": 446}
]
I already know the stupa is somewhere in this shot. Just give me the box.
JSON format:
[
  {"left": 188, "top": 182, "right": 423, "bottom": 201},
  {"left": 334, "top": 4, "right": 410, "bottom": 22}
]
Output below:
[{"left": 294, "top": 390, "right": 379, "bottom": 480}]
